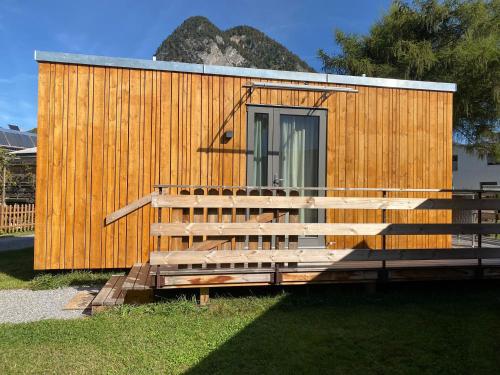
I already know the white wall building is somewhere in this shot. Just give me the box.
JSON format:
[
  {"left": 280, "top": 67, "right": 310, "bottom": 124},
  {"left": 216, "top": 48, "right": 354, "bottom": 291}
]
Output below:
[{"left": 453, "top": 144, "right": 500, "bottom": 189}]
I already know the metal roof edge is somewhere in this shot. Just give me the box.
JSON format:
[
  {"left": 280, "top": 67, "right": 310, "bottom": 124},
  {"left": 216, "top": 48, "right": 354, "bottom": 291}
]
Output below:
[
  {"left": 34, "top": 50, "right": 457, "bottom": 92},
  {"left": 327, "top": 73, "right": 456, "bottom": 92},
  {"left": 203, "top": 64, "right": 327, "bottom": 83},
  {"left": 34, "top": 50, "right": 204, "bottom": 74}
]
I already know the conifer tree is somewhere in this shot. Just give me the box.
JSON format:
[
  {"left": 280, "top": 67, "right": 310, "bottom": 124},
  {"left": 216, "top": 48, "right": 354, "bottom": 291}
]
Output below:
[{"left": 319, "top": 0, "right": 499, "bottom": 156}]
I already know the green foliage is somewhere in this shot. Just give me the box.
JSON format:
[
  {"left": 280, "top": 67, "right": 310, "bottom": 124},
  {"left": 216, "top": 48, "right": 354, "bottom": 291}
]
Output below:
[
  {"left": 0, "top": 147, "right": 12, "bottom": 170},
  {"left": 319, "top": 0, "right": 500, "bottom": 154},
  {"left": 28, "top": 271, "right": 115, "bottom": 290},
  {"left": 0, "top": 148, "right": 36, "bottom": 203},
  {"left": 155, "top": 16, "right": 314, "bottom": 72},
  {"left": 0, "top": 148, "right": 12, "bottom": 203}
]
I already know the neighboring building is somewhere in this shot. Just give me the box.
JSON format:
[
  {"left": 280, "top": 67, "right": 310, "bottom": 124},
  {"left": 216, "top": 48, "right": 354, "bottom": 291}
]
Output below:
[
  {"left": 0, "top": 125, "right": 37, "bottom": 151},
  {"left": 0, "top": 126, "right": 37, "bottom": 204},
  {"left": 6, "top": 147, "right": 37, "bottom": 203},
  {"left": 453, "top": 144, "right": 500, "bottom": 190}
]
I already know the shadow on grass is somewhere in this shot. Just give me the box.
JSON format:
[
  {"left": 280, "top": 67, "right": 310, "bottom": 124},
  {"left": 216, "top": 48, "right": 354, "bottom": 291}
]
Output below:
[
  {"left": 0, "top": 247, "right": 35, "bottom": 283},
  {"left": 0, "top": 247, "right": 118, "bottom": 289},
  {"left": 157, "top": 281, "right": 500, "bottom": 374}
]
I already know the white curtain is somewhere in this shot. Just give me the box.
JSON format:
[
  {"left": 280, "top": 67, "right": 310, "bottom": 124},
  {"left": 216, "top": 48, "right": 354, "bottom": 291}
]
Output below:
[
  {"left": 280, "top": 115, "right": 319, "bottom": 222},
  {"left": 252, "top": 113, "right": 268, "bottom": 186}
]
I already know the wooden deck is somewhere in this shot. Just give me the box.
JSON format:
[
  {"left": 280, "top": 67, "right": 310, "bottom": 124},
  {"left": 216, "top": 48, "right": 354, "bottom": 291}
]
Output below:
[
  {"left": 92, "top": 254, "right": 500, "bottom": 312},
  {"left": 92, "top": 186, "right": 500, "bottom": 308},
  {"left": 151, "top": 255, "right": 500, "bottom": 288}
]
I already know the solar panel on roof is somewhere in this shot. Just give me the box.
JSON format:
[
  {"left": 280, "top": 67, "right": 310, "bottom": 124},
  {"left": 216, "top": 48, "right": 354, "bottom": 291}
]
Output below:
[
  {"left": 0, "top": 128, "right": 37, "bottom": 149},
  {"left": 0, "top": 132, "right": 8, "bottom": 147},
  {"left": 5, "top": 133, "right": 24, "bottom": 148},
  {"left": 20, "top": 135, "right": 32, "bottom": 148}
]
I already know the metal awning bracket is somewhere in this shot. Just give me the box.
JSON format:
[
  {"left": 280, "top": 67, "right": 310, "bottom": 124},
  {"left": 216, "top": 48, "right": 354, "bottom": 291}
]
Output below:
[{"left": 243, "top": 81, "right": 358, "bottom": 93}]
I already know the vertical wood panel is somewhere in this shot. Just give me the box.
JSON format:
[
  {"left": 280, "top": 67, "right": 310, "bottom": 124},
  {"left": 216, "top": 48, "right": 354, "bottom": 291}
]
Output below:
[
  {"left": 64, "top": 65, "right": 77, "bottom": 268},
  {"left": 49, "top": 64, "right": 64, "bottom": 269},
  {"left": 105, "top": 68, "right": 117, "bottom": 268},
  {"left": 34, "top": 63, "right": 50, "bottom": 269},
  {"left": 118, "top": 69, "right": 130, "bottom": 267},
  {"left": 72, "top": 65, "right": 89, "bottom": 269},
  {"left": 142, "top": 70, "right": 153, "bottom": 262},
  {"left": 90, "top": 67, "right": 105, "bottom": 268},
  {"left": 126, "top": 69, "right": 140, "bottom": 265}
]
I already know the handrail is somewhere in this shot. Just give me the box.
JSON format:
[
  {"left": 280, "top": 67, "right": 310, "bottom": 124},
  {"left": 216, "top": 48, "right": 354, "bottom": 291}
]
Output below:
[
  {"left": 152, "top": 194, "right": 500, "bottom": 211},
  {"left": 151, "top": 223, "right": 500, "bottom": 237},
  {"left": 104, "top": 193, "right": 155, "bottom": 225},
  {"left": 153, "top": 184, "right": 500, "bottom": 193},
  {"left": 150, "top": 248, "right": 500, "bottom": 266}
]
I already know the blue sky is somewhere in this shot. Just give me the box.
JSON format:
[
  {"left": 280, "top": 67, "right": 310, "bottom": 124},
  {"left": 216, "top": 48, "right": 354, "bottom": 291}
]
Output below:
[{"left": 0, "top": 0, "right": 391, "bottom": 130}]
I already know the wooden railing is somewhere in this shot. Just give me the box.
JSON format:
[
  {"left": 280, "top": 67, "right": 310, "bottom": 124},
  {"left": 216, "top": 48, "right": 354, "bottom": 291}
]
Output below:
[
  {"left": 103, "top": 186, "right": 500, "bottom": 293},
  {"left": 149, "top": 187, "right": 500, "bottom": 250},
  {"left": 145, "top": 186, "right": 500, "bottom": 292},
  {"left": 0, "top": 204, "right": 35, "bottom": 234},
  {"left": 103, "top": 185, "right": 500, "bottom": 258}
]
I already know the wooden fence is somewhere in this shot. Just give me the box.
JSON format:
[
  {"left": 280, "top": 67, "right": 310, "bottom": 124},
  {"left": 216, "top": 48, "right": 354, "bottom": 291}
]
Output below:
[{"left": 0, "top": 204, "right": 35, "bottom": 234}]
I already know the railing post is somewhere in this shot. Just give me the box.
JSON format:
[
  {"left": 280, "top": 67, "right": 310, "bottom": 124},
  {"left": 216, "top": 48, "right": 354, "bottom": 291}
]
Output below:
[
  {"left": 382, "top": 190, "right": 387, "bottom": 269},
  {"left": 157, "top": 186, "right": 163, "bottom": 253}
]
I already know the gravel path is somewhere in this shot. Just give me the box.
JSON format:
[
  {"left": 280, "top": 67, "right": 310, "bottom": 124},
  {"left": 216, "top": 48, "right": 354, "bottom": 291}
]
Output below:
[
  {"left": 0, "top": 286, "right": 99, "bottom": 324},
  {"left": 0, "top": 234, "right": 34, "bottom": 252}
]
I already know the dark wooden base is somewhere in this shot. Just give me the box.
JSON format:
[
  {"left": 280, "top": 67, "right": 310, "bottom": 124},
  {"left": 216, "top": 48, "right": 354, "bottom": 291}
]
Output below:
[{"left": 93, "top": 259, "right": 500, "bottom": 311}]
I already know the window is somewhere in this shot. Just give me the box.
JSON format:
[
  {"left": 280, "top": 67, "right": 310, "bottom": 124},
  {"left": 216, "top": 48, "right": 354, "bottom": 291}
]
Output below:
[
  {"left": 480, "top": 182, "right": 497, "bottom": 189},
  {"left": 452, "top": 155, "right": 458, "bottom": 171}
]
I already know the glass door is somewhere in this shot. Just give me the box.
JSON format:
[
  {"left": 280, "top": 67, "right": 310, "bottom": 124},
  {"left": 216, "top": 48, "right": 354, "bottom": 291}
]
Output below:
[{"left": 247, "top": 106, "right": 327, "bottom": 248}]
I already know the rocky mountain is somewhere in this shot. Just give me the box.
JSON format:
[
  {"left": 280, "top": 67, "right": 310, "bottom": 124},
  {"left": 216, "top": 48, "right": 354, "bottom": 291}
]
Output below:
[{"left": 155, "top": 16, "right": 314, "bottom": 72}]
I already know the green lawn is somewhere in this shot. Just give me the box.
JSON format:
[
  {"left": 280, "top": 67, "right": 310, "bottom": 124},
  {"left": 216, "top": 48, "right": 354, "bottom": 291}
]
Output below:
[
  {"left": 0, "top": 247, "right": 116, "bottom": 290},
  {"left": 1, "top": 283, "right": 500, "bottom": 374},
  {"left": 1, "top": 248, "right": 500, "bottom": 373},
  {"left": 0, "top": 230, "right": 34, "bottom": 237}
]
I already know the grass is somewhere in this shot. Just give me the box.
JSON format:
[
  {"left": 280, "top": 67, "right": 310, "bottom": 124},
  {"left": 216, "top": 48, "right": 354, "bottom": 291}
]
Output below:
[
  {"left": 0, "top": 230, "right": 34, "bottom": 237},
  {"left": 0, "top": 283, "right": 500, "bottom": 374},
  {"left": 0, "top": 247, "right": 116, "bottom": 290},
  {"left": 1, "top": 245, "right": 500, "bottom": 373}
]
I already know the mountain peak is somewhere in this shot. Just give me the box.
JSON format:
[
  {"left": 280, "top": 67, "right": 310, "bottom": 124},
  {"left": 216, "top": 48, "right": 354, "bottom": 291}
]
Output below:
[{"left": 155, "top": 16, "right": 314, "bottom": 72}]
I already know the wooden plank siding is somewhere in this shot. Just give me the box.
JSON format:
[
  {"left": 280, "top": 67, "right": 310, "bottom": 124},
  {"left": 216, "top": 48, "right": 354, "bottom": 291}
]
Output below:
[{"left": 34, "top": 62, "right": 453, "bottom": 270}]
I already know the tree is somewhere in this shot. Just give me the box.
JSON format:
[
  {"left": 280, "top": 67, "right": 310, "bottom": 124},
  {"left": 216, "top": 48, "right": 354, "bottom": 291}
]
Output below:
[
  {"left": 318, "top": 0, "right": 499, "bottom": 156},
  {"left": 0, "top": 148, "right": 13, "bottom": 205},
  {"left": 0, "top": 149, "right": 36, "bottom": 204}
]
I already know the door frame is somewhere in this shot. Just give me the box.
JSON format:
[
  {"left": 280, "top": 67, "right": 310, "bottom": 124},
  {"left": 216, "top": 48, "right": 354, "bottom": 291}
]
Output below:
[{"left": 246, "top": 104, "right": 328, "bottom": 248}]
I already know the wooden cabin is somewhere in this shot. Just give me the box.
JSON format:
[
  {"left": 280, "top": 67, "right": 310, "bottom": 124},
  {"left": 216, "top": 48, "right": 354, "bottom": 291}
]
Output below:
[{"left": 33, "top": 51, "right": 456, "bottom": 270}]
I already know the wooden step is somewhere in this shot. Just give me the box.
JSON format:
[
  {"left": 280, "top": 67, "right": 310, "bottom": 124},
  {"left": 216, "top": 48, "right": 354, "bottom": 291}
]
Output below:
[
  {"left": 122, "top": 263, "right": 153, "bottom": 290},
  {"left": 91, "top": 275, "right": 126, "bottom": 313}
]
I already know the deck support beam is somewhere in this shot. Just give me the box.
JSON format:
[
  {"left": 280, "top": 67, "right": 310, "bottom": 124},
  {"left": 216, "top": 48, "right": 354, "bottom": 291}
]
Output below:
[{"left": 199, "top": 287, "right": 210, "bottom": 306}]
